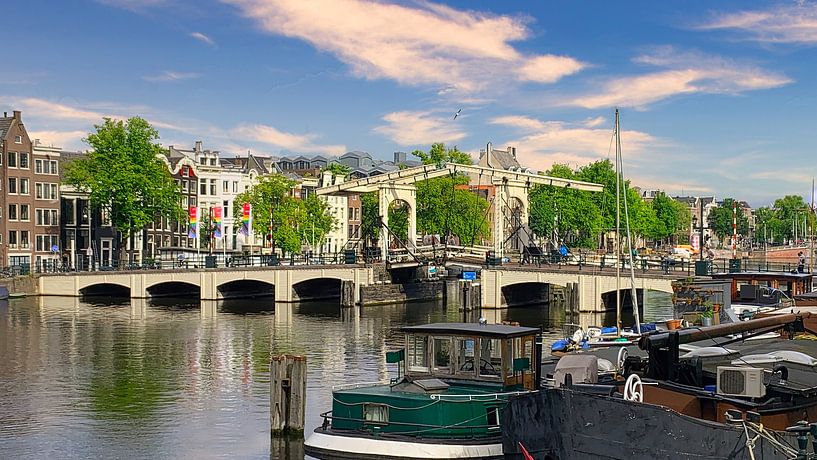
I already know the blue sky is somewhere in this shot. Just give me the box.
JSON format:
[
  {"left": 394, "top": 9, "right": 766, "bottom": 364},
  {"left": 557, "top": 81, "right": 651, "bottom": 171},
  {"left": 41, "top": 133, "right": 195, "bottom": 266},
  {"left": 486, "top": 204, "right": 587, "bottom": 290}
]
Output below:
[{"left": 6, "top": 0, "right": 817, "bottom": 206}]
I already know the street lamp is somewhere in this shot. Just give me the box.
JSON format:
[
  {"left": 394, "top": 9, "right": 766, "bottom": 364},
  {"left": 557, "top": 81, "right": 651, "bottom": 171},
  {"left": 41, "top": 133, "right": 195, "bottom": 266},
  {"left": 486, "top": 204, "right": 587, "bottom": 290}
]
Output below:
[{"left": 82, "top": 204, "right": 93, "bottom": 271}]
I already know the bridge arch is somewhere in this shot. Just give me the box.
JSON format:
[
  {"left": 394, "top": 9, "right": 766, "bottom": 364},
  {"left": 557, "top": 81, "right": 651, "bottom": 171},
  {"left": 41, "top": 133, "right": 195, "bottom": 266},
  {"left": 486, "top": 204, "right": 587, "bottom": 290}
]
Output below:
[
  {"left": 501, "top": 281, "right": 565, "bottom": 308},
  {"left": 80, "top": 283, "right": 131, "bottom": 298},
  {"left": 146, "top": 281, "right": 200, "bottom": 299},
  {"left": 292, "top": 277, "right": 341, "bottom": 302},
  {"left": 217, "top": 279, "right": 275, "bottom": 300}
]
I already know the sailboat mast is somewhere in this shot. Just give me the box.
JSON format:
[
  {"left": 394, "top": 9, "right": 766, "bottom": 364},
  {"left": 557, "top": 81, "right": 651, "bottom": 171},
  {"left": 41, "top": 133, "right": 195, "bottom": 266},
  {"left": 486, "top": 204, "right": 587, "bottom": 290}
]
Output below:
[
  {"left": 615, "top": 109, "right": 621, "bottom": 335},
  {"left": 618, "top": 114, "right": 642, "bottom": 335}
]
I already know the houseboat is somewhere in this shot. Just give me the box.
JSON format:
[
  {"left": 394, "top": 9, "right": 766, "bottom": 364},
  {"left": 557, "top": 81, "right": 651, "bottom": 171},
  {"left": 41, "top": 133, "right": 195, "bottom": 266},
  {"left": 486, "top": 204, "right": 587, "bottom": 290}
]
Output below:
[
  {"left": 304, "top": 322, "right": 541, "bottom": 459},
  {"left": 502, "top": 313, "right": 817, "bottom": 459}
]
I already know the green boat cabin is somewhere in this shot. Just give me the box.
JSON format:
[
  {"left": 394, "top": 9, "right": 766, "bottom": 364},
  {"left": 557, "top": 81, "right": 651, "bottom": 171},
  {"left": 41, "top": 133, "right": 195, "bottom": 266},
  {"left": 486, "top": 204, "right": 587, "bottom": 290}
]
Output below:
[{"left": 327, "top": 323, "right": 540, "bottom": 439}]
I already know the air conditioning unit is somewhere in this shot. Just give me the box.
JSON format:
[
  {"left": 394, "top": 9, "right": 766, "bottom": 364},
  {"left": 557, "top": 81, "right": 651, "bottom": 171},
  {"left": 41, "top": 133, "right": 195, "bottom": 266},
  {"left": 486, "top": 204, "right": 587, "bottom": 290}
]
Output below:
[{"left": 716, "top": 366, "right": 766, "bottom": 398}]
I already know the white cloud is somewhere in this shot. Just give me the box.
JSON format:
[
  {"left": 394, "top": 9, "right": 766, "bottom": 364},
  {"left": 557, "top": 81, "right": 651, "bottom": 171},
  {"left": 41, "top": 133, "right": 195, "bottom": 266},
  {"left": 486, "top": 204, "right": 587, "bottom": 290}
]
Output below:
[
  {"left": 373, "top": 110, "right": 466, "bottom": 146},
  {"left": 699, "top": 4, "right": 817, "bottom": 44},
  {"left": 189, "top": 31, "right": 216, "bottom": 46},
  {"left": 222, "top": 0, "right": 585, "bottom": 94},
  {"left": 566, "top": 47, "right": 791, "bottom": 109},
  {"left": 143, "top": 71, "right": 201, "bottom": 82},
  {"left": 231, "top": 123, "right": 345, "bottom": 155},
  {"left": 29, "top": 130, "right": 87, "bottom": 149},
  {"left": 489, "top": 114, "right": 658, "bottom": 171}
]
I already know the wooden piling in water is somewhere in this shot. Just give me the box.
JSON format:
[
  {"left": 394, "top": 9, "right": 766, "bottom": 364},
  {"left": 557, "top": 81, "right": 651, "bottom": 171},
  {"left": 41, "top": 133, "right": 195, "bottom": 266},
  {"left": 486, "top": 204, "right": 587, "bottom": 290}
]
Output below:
[
  {"left": 270, "top": 355, "right": 306, "bottom": 436},
  {"left": 340, "top": 280, "right": 355, "bottom": 307}
]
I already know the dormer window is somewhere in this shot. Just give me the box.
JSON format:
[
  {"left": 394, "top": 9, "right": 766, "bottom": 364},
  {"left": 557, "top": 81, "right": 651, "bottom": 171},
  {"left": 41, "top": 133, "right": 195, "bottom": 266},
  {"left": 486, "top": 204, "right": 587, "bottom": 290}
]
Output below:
[{"left": 14, "top": 135, "right": 21, "bottom": 144}]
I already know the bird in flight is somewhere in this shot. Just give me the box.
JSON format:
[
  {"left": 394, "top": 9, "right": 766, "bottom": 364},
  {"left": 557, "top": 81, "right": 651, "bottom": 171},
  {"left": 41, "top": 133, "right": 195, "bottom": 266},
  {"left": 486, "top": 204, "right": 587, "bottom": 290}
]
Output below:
[{"left": 453, "top": 108, "right": 462, "bottom": 120}]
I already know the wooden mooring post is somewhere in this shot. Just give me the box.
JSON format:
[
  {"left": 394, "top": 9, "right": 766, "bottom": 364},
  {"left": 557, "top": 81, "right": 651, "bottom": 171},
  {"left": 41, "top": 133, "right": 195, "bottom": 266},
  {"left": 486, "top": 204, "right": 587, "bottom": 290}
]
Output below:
[{"left": 270, "top": 355, "right": 306, "bottom": 436}]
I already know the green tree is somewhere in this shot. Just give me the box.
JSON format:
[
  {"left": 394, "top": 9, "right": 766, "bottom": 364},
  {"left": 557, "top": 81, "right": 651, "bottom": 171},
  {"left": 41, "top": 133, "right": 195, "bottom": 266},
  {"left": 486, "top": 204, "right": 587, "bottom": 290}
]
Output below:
[
  {"left": 360, "top": 192, "right": 380, "bottom": 246},
  {"left": 233, "top": 174, "right": 297, "bottom": 252},
  {"left": 323, "top": 162, "right": 351, "bottom": 177},
  {"left": 388, "top": 201, "right": 409, "bottom": 242},
  {"left": 708, "top": 198, "right": 750, "bottom": 242},
  {"left": 64, "top": 117, "right": 182, "bottom": 263},
  {"left": 411, "top": 142, "right": 472, "bottom": 166},
  {"left": 410, "top": 143, "right": 489, "bottom": 244},
  {"left": 300, "top": 194, "right": 335, "bottom": 250},
  {"left": 529, "top": 164, "right": 603, "bottom": 248}
]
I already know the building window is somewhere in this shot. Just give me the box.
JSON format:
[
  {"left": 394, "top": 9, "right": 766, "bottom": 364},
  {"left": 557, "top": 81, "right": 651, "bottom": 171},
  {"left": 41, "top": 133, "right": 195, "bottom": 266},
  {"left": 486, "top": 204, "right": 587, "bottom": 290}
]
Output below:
[
  {"left": 232, "top": 181, "right": 238, "bottom": 193},
  {"left": 35, "top": 183, "right": 43, "bottom": 199},
  {"left": 200, "top": 180, "right": 207, "bottom": 195},
  {"left": 223, "top": 200, "right": 229, "bottom": 218},
  {"left": 19, "top": 153, "right": 29, "bottom": 169},
  {"left": 36, "top": 209, "right": 58, "bottom": 226},
  {"left": 35, "top": 159, "right": 43, "bottom": 174},
  {"left": 7, "top": 152, "right": 16, "bottom": 168},
  {"left": 65, "top": 200, "right": 75, "bottom": 225},
  {"left": 20, "top": 204, "right": 29, "bottom": 221},
  {"left": 49, "top": 160, "right": 58, "bottom": 175},
  {"left": 8, "top": 204, "right": 17, "bottom": 221},
  {"left": 20, "top": 231, "right": 29, "bottom": 249},
  {"left": 8, "top": 178, "right": 16, "bottom": 194},
  {"left": 209, "top": 158, "right": 217, "bottom": 166},
  {"left": 181, "top": 180, "right": 188, "bottom": 192},
  {"left": 14, "top": 135, "right": 22, "bottom": 144},
  {"left": 8, "top": 231, "right": 17, "bottom": 248},
  {"left": 210, "top": 179, "right": 216, "bottom": 196},
  {"left": 20, "top": 179, "right": 29, "bottom": 195},
  {"left": 200, "top": 157, "right": 207, "bottom": 165},
  {"left": 223, "top": 181, "right": 229, "bottom": 193},
  {"left": 36, "top": 235, "right": 61, "bottom": 252},
  {"left": 50, "top": 184, "right": 58, "bottom": 200}
]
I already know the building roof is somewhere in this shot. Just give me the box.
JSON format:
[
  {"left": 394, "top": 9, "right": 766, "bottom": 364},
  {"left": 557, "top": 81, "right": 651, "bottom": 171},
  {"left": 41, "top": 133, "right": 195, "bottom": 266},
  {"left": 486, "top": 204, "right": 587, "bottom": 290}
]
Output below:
[{"left": 0, "top": 116, "right": 13, "bottom": 139}]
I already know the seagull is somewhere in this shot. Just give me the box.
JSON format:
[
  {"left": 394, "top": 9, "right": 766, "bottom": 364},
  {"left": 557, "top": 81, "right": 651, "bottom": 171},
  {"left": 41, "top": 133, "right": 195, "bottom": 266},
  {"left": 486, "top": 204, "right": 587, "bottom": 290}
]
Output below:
[{"left": 453, "top": 108, "right": 462, "bottom": 120}]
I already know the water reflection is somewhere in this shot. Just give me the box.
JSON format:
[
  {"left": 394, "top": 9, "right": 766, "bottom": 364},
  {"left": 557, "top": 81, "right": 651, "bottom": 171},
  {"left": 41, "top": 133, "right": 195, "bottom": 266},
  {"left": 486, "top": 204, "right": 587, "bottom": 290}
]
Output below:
[{"left": 0, "top": 295, "right": 667, "bottom": 459}]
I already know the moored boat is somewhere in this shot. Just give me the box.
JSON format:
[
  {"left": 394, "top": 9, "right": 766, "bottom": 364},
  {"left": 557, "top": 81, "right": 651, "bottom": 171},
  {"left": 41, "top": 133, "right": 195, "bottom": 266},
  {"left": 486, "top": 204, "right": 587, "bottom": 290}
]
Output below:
[
  {"left": 502, "top": 313, "right": 817, "bottom": 459},
  {"left": 304, "top": 322, "right": 541, "bottom": 459}
]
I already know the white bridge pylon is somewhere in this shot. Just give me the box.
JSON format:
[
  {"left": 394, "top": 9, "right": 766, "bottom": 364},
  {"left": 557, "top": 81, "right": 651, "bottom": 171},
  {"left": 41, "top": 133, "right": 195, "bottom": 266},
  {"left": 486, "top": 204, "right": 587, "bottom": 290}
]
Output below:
[{"left": 316, "top": 163, "right": 604, "bottom": 260}]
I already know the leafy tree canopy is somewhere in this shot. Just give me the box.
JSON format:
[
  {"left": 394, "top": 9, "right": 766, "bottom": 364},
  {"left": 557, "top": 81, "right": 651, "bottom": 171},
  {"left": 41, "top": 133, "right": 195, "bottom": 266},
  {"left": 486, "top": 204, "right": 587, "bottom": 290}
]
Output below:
[
  {"left": 323, "top": 162, "right": 351, "bottom": 176},
  {"left": 64, "top": 117, "right": 182, "bottom": 240},
  {"left": 411, "top": 142, "right": 472, "bottom": 166}
]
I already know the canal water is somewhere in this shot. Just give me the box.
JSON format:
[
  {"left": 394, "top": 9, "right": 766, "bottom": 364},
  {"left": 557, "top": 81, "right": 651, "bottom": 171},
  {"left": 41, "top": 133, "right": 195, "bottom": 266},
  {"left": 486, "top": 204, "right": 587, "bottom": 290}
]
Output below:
[
  {"left": 0, "top": 293, "right": 671, "bottom": 459},
  {"left": 0, "top": 296, "right": 572, "bottom": 460}
]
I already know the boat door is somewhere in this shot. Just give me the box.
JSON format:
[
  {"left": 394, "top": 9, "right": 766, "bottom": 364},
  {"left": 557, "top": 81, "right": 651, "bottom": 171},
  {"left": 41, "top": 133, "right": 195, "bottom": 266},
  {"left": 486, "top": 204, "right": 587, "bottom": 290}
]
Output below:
[{"left": 503, "top": 334, "right": 536, "bottom": 390}]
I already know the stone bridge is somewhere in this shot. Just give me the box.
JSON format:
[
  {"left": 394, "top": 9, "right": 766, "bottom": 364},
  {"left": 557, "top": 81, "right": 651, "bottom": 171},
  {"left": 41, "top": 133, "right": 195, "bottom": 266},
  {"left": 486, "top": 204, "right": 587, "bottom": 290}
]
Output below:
[
  {"left": 38, "top": 265, "right": 373, "bottom": 303},
  {"left": 480, "top": 266, "right": 675, "bottom": 311}
]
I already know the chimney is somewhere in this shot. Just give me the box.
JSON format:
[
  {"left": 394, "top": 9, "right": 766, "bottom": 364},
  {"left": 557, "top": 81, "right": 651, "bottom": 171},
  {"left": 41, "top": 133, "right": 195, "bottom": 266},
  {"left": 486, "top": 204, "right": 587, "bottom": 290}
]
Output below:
[
  {"left": 3, "top": 112, "right": 6, "bottom": 117},
  {"left": 195, "top": 140, "right": 202, "bottom": 152},
  {"left": 509, "top": 146, "right": 517, "bottom": 158},
  {"left": 13, "top": 110, "right": 21, "bottom": 120}
]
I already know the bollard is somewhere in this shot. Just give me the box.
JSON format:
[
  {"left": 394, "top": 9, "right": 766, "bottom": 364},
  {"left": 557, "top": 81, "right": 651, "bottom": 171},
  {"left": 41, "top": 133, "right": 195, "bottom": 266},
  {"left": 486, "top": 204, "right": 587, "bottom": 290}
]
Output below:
[{"left": 270, "top": 355, "right": 306, "bottom": 436}]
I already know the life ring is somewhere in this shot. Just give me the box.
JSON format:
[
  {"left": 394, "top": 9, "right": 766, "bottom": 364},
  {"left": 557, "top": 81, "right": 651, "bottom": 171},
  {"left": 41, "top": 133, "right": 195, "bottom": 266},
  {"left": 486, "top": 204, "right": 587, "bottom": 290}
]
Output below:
[
  {"left": 623, "top": 374, "right": 643, "bottom": 402},
  {"left": 617, "top": 347, "right": 629, "bottom": 371}
]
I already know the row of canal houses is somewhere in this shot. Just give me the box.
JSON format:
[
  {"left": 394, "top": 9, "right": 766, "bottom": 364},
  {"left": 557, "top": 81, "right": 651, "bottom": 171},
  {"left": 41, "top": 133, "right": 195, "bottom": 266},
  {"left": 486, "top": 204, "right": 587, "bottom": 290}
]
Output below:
[
  {"left": 0, "top": 110, "right": 419, "bottom": 271},
  {"left": 0, "top": 109, "right": 754, "bottom": 271}
]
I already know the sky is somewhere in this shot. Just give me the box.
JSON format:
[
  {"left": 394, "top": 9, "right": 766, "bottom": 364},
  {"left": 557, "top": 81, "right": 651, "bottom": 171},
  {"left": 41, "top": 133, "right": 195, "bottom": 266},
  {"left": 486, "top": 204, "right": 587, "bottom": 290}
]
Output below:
[{"left": 6, "top": 0, "right": 817, "bottom": 206}]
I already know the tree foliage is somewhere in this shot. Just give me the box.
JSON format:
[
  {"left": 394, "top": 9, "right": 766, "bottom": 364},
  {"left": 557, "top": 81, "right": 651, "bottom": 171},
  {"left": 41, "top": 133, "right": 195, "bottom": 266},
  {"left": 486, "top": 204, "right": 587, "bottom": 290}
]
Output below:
[
  {"left": 708, "top": 198, "right": 750, "bottom": 241},
  {"left": 233, "top": 174, "right": 335, "bottom": 254},
  {"left": 323, "top": 162, "right": 351, "bottom": 177},
  {"left": 753, "top": 195, "right": 815, "bottom": 244},
  {"left": 411, "top": 142, "right": 472, "bottom": 166},
  {"left": 64, "top": 117, "right": 183, "bottom": 250},
  {"left": 412, "top": 144, "right": 489, "bottom": 244}
]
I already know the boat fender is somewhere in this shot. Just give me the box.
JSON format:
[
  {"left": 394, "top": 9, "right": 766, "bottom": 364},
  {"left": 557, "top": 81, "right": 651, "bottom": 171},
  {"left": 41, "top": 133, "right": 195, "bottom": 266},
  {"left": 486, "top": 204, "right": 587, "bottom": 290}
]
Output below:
[{"left": 772, "top": 364, "right": 789, "bottom": 384}]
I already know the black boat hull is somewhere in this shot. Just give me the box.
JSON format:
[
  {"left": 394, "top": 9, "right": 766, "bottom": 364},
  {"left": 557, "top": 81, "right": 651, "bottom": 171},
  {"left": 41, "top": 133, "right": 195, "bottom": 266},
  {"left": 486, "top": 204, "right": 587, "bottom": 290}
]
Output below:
[{"left": 501, "top": 388, "right": 791, "bottom": 459}]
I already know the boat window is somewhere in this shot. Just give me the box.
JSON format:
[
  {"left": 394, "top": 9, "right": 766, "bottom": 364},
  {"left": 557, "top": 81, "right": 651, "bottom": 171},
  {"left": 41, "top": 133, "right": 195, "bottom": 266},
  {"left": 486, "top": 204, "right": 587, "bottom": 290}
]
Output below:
[
  {"left": 456, "top": 338, "right": 476, "bottom": 374},
  {"left": 486, "top": 407, "right": 499, "bottom": 426},
  {"left": 407, "top": 335, "right": 429, "bottom": 373},
  {"left": 433, "top": 337, "right": 451, "bottom": 373},
  {"left": 479, "top": 338, "right": 502, "bottom": 378},
  {"left": 506, "top": 338, "right": 520, "bottom": 378},
  {"left": 363, "top": 403, "right": 389, "bottom": 424}
]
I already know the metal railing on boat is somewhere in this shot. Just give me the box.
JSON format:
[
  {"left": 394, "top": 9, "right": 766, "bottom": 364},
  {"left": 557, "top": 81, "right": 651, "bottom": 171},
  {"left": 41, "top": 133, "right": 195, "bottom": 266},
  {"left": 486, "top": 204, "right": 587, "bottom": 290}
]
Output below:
[
  {"left": 318, "top": 411, "right": 503, "bottom": 437},
  {"left": 428, "top": 390, "right": 536, "bottom": 401},
  {"left": 332, "top": 381, "right": 390, "bottom": 391}
]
